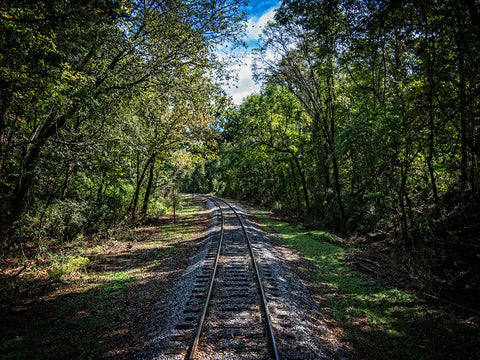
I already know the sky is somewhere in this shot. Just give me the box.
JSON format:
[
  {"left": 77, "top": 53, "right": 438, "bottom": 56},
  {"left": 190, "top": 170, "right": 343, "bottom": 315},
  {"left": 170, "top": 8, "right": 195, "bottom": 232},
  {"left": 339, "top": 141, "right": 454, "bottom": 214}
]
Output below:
[{"left": 224, "top": 0, "right": 280, "bottom": 104}]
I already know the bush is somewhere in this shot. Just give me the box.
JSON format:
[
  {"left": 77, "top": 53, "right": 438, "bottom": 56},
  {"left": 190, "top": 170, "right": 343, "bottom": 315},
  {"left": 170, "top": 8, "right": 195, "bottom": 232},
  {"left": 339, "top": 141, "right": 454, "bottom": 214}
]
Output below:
[
  {"left": 149, "top": 199, "right": 168, "bottom": 217},
  {"left": 41, "top": 200, "right": 89, "bottom": 242}
]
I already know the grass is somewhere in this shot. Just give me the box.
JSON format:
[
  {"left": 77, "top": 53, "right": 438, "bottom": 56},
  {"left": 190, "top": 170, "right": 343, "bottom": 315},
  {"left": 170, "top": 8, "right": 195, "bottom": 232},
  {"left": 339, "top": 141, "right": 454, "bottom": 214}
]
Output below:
[
  {"left": 253, "top": 209, "right": 480, "bottom": 360},
  {"left": 47, "top": 255, "right": 90, "bottom": 281},
  {"left": 0, "top": 194, "right": 207, "bottom": 360}
]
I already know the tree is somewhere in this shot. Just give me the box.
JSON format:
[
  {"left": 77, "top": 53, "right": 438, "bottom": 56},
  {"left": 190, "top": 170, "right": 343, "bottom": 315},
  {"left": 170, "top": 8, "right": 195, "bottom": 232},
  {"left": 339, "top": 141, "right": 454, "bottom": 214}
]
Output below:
[
  {"left": 228, "top": 0, "right": 480, "bottom": 241},
  {"left": 0, "top": 0, "right": 247, "bottom": 241},
  {"left": 256, "top": 0, "right": 347, "bottom": 228}
]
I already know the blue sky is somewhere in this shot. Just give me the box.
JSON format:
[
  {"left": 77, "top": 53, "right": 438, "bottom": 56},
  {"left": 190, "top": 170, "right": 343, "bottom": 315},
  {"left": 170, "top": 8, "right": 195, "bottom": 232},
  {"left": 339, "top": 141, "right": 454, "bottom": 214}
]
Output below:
[
  {"left": 224, "top": 0, "right": 280, "bottom": 104},
  {"left": 244, "top": 0, "right": 280, "bottom": 17}
]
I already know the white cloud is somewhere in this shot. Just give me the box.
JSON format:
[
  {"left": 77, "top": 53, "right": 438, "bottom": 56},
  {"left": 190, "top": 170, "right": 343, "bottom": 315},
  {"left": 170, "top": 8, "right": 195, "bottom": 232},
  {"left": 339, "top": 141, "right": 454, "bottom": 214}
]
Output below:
[
  {"left": 225, "top": 54, "right": 258, "bottom": 104},
  {"left": 246, "top": 8, "right": 276, "bottom": 42},
  {"left": 223, "top": 7, "right": 278, "bottom": 105}
]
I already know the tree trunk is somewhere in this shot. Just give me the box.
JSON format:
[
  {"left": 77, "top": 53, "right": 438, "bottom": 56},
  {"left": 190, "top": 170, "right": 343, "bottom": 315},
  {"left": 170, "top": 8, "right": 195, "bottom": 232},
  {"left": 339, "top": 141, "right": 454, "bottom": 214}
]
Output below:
[
  {"left": 0, "top": 90, "right": 11, "bottom": 180},
  {"left": 290, "top": 153, "right": 310, "bottom": 215},
  {"left": 131, "top": 154, "right": 155, "bottom": 220},
  {"left": 458, "top": 24, "right": 469, "bottom": 188},
  {"left": 332, "top": 151, "right": 345, "bottom": 229},
  {"left": 173, "top": 196, "right": 177, "bottom": 224},
  {"left": 11, "top": 111, "right": 67, "bottom": 221},
  {"left": 424, "top": 17, "right": 440, "bottom": 210},
  {"left": 327, "top": 71, "right": 346, "bottom": 230},
  {"left": 97, "top": 162, "right": 108, "bottom": 202},
  {"left": 142, "top": 156, "right": 156, "bottom": 217},
  {"left": 322, "top": 143, "right": 330, "bottom": 203},
  {"left": 288, "top": 158, "right": 302, "bottom": 213},
  {"left": 399, "top": 168, "right": 410, "bottom": 246},
  {"left": 61, "top": 164, "right": 75, "bottom": 201}
]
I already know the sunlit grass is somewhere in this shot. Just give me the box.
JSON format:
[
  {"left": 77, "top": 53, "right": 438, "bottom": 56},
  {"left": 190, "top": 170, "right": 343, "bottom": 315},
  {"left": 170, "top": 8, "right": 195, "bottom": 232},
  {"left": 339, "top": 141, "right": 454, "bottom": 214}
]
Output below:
[
  {"left": 253, "top": 209, "right": 480, "bottom": 360},
  {"left": 100, "top": 271, "right": 136, "bottom": 294}
]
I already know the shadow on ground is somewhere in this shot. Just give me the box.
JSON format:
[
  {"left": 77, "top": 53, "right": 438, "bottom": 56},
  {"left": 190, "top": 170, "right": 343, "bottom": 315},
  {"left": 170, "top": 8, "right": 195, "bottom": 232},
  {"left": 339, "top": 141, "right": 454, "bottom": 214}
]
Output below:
[{"left": 0, "top": 200, "right": 211, "bottom": 360}]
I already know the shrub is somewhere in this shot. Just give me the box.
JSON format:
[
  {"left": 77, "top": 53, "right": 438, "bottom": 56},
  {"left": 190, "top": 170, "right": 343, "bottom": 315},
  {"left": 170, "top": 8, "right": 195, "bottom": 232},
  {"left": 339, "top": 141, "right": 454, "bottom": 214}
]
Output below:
[
  {"left": 41, "top": 200, "right": 90, "bottom": 242},
  {"left": 149, "top": 199, "right": 168, "bottom": 217}
]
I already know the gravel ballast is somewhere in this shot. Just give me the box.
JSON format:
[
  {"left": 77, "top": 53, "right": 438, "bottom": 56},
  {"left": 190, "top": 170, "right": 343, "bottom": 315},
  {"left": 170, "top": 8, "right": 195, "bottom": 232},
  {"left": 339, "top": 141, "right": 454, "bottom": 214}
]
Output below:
[{"left": 135, "top": 197, "right": 349, "bottom": 360}]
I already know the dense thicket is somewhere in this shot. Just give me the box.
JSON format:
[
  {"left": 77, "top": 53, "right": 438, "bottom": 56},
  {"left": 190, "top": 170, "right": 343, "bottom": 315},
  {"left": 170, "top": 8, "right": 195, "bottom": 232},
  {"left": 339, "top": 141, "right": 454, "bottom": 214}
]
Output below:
[
  {"left": 188, "top": 0, "right": 480, "bottom": 247},
  {"left": 0, "top": 0, "right": 245, "bottom": 246}
]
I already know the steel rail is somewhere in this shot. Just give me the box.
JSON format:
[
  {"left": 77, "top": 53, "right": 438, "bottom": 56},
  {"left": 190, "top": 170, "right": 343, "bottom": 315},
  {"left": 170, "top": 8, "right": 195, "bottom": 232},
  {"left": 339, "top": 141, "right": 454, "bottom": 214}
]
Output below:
[
  {"left": 217, "top": 198, "right": 280, "bottom": 360},
  {"left": 186, "top": 197, "right": 224, "bottom": 360}
]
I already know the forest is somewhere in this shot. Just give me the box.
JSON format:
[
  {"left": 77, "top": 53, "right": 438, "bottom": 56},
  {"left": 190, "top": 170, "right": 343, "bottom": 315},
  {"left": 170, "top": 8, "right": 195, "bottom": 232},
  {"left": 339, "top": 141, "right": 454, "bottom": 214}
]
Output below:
[
  {"left": 1, "top": 0, "right": 479, "bottom": 325},
  {"left": 185, "top": 0, "right": 480, "bottom": 306},
  {"left": 1, "top": 0, "right": 244, "bottom": 240}
]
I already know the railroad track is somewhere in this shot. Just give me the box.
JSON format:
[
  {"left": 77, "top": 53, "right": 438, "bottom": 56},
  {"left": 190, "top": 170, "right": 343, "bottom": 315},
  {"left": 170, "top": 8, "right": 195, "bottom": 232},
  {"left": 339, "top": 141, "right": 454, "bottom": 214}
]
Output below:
[{"left": 165, "top": 196, "right": 279, "bottom": 359}]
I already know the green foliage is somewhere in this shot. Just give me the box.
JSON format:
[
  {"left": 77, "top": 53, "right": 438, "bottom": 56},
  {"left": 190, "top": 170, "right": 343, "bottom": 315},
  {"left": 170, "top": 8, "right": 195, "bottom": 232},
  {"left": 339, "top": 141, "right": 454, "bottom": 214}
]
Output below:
[
  {"left": 203, "top": 85, "right": 313, "bottom": 216},
  {"left": 214, "top": 0, "right": 480, "bottom": 246},
  {"left": 1, "top": 195, "right": 206, "bottom": 359},
  {"left": 42, "top": 200, "right": 89, "bottom": 242},
  {"left": 102, "top": 272, "right": 135, "bottom": 294},
  {"left": 148, "top": 200, "right": 168, "bottom": 217},
  {"left": 48, "top": 255, "right": 90, "bottom": 281},
  {"left": 0, "top": 0, "right": 246, "bottom": 246}
]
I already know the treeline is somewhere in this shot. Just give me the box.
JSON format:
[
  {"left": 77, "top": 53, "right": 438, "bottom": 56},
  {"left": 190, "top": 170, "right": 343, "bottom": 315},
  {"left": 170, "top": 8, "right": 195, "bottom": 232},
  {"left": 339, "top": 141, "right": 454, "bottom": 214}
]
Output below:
[
  {"left": 187, "top": 0, "right": 480, "bottom": 246},
  {"left": 0, "top": 0, "right": 245, "bottom": 245}
]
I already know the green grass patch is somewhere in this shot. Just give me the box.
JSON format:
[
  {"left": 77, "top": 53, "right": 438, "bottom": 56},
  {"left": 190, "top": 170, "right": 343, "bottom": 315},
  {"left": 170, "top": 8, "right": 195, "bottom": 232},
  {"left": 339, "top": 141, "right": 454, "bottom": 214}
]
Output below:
[
  {"left": 255, "top": 211, "right": 480, "bottom": 360},
  {"left": 47, "top": 255, "right": 90, "bottom": 281},
  {"left": 100, "top": 271, "right": 136, "bottom": 294}
]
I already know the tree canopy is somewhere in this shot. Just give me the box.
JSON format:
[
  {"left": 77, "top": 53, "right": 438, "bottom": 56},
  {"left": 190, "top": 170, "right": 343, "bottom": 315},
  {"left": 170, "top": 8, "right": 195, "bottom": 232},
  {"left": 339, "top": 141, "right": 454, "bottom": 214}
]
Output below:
[
  {"left": 187, "top": 0, "right": 480, "bottom": 248},
  {"left": 2, "top": 0, "right": 479, "bottom": 256},
  {"left": 0, "top": 0, "right": 245, "bottom": 243}
]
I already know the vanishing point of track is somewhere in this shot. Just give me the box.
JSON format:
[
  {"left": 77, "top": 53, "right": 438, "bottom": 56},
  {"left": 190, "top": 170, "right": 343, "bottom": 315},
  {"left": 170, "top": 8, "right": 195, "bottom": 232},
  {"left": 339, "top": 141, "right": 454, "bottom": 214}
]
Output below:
[{"left": 166, "top": 196, "right": 279, "bottom": 359}]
